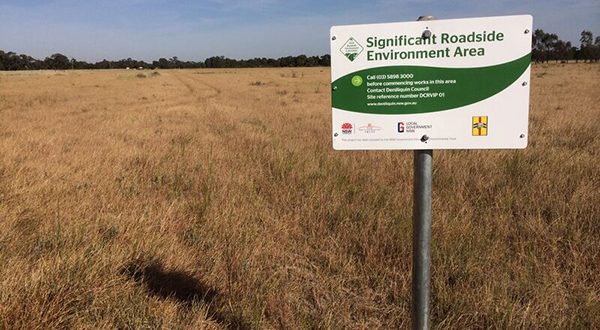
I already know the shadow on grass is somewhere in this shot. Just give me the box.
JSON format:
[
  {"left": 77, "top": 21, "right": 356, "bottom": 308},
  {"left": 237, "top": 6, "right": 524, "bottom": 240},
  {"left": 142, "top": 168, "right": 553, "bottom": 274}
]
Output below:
[{"left": 123, "top": 258, "right": 249, "bottom": 330}]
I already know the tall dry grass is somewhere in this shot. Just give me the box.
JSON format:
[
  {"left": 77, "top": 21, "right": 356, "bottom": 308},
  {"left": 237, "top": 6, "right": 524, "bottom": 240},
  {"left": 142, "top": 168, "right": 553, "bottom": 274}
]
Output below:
[{"left": 0, "top": 65, "right": 598, "bottom": 329}]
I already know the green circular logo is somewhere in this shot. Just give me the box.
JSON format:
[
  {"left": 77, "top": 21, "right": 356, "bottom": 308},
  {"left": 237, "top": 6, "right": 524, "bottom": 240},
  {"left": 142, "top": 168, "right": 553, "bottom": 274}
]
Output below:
[{"left": 351, "top": 75, "right": 363, "bottom": 87}]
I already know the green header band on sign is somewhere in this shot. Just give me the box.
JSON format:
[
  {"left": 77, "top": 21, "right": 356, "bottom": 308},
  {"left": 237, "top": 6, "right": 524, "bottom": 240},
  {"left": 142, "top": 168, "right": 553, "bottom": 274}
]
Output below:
[{"left": 331, "top": 53, "right": 531, "bottom": 115}]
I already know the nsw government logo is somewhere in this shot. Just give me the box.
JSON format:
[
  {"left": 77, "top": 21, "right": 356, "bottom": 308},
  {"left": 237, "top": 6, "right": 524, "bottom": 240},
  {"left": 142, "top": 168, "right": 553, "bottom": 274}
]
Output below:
[
  {"left": 341, "top": 123, "right": 354, "bottom": 134},
  {"left": 340, "top": 37, "right": 364, "bottom": 62}
]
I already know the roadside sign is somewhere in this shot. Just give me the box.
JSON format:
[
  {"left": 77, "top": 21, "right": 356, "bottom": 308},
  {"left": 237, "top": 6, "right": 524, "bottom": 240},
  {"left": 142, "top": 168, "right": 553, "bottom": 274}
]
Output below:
[{"left": 331, "top": 15, "right": 532, "bottom": 150}]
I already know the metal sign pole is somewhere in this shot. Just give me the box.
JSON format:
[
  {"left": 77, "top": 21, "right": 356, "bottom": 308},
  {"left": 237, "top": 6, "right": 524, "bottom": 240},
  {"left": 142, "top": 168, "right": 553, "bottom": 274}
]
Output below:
[
  {"left": 412, "top": 15, "right": 434, "bottom": 330},
  {"left": 412, "top": 149, "right": 432, "bottom": 330}
]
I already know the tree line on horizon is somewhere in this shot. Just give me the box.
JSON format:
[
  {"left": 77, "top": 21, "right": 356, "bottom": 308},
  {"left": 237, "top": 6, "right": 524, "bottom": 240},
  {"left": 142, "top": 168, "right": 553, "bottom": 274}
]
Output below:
[
  {"left": 0, "top": 52, "right": 331, "bottom": 71},
  {"left": 532, "top": 29, "right": 599, "bottom": 63},
  {"left": 1, "top": 29, "right": 599, "bottom": 71}
]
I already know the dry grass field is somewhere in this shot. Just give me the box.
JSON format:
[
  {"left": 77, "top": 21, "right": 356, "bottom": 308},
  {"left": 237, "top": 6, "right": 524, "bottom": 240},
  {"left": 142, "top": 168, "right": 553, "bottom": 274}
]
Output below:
[{"left": 0, "top": 64, "right": 599, "bottom": 329}]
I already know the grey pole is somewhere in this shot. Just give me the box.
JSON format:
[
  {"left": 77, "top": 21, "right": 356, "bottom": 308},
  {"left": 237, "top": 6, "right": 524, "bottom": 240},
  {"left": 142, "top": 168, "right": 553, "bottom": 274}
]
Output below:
[
  {"left": 413, "top": 15, "right": 434, "bottom": 330},
  {"left": 412, "top": 149, "right": 432, "bottom": 330}
]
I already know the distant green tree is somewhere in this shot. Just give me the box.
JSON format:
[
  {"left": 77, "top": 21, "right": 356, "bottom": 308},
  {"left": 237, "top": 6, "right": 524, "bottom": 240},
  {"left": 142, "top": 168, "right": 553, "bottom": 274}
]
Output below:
[
  {"left": 564, "top": 41, "right": 574, "bottom": 62},
  {"left": 155, "top": 58, "right": 170, "bottom": 69},
  {"left": 554, "top": 40, "right": 569, "bottom": 63},
  {"left": 572, "top": 46, "right": 581, "bottom": 63},
  {"left": 319, "top": 54, "right": 331, "bottom": 66},
  {"left": 543, "top": 33, "right": 558, "bottom": 62},
  {"left": 95, "top": 59, "right": 110, "bottom": 69},
  {"left": 4, "top": 52, "right": 20, "bottom": 70},
  {"left": 594, "top": 36, "right": 600, "bottom": 62},
  {"left": 205, "top": 56, "right": 225, "bottom": 68},
  {"left": 0, "top": 51, "right": 5, "bottom": 70},
  {"left": 170, "top": 56, "right": 181, "bottom": 69},
  {"left": 44, "top": 53, "right": 70, "bottom": 70},
  {"left": 19, "top": 54, "right": 42, "bottom": 69},
  {"left": 580, "top": 30, "right": 594, "bottom": 62},
  {"left": 532, "top": 29, "right": 547, "bottom": 63}
]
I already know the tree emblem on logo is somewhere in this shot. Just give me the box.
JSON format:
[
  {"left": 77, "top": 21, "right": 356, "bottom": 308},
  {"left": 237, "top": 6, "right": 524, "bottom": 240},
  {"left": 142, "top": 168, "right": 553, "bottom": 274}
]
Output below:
[{"left": 340, "top": 37, "right": 363, "bottom": 62}]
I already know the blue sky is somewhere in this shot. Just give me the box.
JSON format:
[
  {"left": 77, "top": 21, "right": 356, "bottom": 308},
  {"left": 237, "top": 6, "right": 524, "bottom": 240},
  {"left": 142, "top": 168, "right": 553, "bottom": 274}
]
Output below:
[{"left": 0, "top": 0, "right": 598, "bottom": 62}]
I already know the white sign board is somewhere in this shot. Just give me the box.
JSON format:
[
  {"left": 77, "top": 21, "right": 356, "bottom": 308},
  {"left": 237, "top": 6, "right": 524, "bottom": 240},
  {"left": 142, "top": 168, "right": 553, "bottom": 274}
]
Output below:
[{"left": 330, "top": 15, "right": 532, "bottom": 150}]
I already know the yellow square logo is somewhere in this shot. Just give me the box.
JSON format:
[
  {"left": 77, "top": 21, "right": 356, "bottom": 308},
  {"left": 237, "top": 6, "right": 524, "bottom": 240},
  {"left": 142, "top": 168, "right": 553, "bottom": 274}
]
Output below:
[{"left": 472, "top": 116, "right": 488, "bottom": 136}]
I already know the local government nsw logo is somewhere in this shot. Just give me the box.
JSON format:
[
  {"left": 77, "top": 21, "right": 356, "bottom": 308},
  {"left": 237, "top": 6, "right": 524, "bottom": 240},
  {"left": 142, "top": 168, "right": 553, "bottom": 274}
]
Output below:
[{"left": 340, "top": 37, "right": 363, "bottom": 62}]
